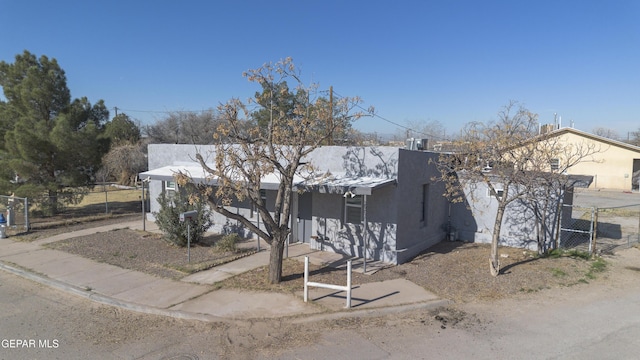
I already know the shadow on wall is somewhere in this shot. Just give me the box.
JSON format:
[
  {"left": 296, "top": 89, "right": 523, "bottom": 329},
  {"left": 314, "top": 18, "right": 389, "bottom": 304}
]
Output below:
[
  {"left": 341, "top": 147, "right": 398, "bottom": 178},
  {"left": 222, "top": 220, "right": 254, "bottom": 239},
  {"left": 503, "top": 199, "right": 546, "bottom": 251},
  {"left": 448, "top": 196, "right": 478, "bottom": 243}
]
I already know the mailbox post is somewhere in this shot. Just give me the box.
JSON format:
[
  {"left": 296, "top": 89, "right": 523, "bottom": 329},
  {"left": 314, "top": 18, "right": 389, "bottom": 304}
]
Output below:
[{"left": 179, "top": 210, "right": 198, "bottom": 262}]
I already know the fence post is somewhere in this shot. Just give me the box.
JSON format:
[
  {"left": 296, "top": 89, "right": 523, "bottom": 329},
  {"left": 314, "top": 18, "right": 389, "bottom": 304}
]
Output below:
[{"left": 24, "top": 197, "right": 29, "bottom": 231}]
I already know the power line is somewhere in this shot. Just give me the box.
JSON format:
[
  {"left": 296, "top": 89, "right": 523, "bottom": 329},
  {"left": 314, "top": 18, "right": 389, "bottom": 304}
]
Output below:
[
  {"left": 113, "top": 89, "right": 448, "bottom": 140},
  {"left": 331, "top": 90, "right": 446, "bottom": 140}
]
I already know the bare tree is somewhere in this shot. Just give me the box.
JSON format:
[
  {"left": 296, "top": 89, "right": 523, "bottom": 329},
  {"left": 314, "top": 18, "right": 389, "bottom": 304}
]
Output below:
[
  {"left": 591, "top": 127, "right": 620, "bottom": 140},
  {"left": 100, "top": 142, "right": 148, "bottom": 186},
  {"left": 436, "top": 101, "right": 602, "bottom": 276},
  {"left": 144, "top": 109, "right": 221, "bottom": 144},
  {"left": 400, "top": 119, "right": 446, "bottom": 141},
  {"left": 625, "top": 129, "right": 640, "bottom": 147},
  {"left": 176, "top": 58, "right": 370, "bottom": 284}
]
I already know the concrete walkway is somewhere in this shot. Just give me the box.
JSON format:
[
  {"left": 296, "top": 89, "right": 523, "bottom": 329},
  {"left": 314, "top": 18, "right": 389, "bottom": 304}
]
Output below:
[{"left": 0, "top": 219, "right": 447, "bottom": 322}]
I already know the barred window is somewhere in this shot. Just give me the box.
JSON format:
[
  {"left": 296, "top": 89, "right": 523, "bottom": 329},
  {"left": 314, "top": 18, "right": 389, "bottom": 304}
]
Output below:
[{"left": 344, "top": 195, "right": 362, "bottom": 224}]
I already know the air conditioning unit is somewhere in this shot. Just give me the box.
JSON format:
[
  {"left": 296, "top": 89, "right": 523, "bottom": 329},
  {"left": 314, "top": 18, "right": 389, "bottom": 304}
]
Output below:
[{"left": 405, "top": 138, "right": 429, "bottom": 151}]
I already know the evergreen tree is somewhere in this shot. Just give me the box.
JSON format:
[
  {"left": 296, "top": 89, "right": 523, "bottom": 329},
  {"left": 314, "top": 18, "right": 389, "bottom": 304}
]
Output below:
[
  {"left": 103, "top": 113, "right": 141, "bottom": 146},
  {"left": 0, "top": 50, "right": 109, "bottom": 214}
]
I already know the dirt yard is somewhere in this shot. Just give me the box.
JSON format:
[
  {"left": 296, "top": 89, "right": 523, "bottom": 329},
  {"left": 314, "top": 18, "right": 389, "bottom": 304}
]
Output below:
[{"left": 23, "top": 216, "right": 610, "bottom": 304}]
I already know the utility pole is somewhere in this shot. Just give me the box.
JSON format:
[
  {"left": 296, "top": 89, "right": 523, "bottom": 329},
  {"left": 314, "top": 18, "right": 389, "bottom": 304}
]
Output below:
[
  {"left": 114, "top": 107, "right": 118, "bottom": 117},
  {"left": 329, "top": 86, "right": 333, "bottom": 145}
]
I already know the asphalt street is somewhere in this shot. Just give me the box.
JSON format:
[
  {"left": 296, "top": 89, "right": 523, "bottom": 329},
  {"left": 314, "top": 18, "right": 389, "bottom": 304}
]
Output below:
[{"left": 3, "top": 251, "right": 640, "bottom": 360}]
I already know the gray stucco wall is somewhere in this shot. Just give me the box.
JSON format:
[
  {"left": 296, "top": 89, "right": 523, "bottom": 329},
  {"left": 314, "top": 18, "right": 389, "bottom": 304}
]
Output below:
[
  {"left": 310, "top": 185, "right": 398, "bottom": 263},
  {"left": 395, "top": 149, "right": 448, "bottom": 263},
  {"left": 307, "top": 146, "right": 400, "bottom": 263},
  {"left": 450, "top": 181, "right": 563, "bottom": 251}
]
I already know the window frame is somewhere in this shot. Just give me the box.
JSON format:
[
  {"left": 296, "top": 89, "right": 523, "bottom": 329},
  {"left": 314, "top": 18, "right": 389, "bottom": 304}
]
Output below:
[
  {"left": 343, "top": 194, "right": 363, "bottom": 224},
  {"left": 164, "top": 180, "right": 177, "bottom": 191}
]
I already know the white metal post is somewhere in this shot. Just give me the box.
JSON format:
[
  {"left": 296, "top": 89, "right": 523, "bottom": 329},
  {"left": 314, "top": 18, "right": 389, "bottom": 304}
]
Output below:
[
  {"left": 346, "top": 259, "right": 352, "bottom": 308},
  {"left": 304, "top": 256, "right": 309, "bottom": 302},
  {"left": 363, "top": 194, "right": 367, "bottom": 274},
  {"left": 141, "top": 180, "right": 146, "bottom": 231}
]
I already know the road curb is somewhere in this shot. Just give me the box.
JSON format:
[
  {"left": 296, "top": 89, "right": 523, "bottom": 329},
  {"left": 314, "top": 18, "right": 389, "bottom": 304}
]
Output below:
[
  {"left": 0, "top": 260, "right": 234, "bottom": 324},
  {"left": 290, "top": 299, "right": 452, "bottom": 324}
]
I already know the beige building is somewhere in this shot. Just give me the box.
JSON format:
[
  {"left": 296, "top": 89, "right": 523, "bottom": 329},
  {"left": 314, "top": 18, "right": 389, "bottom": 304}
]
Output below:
[{"left": 543, "top": 127, "right": 640, "bottom": 191}]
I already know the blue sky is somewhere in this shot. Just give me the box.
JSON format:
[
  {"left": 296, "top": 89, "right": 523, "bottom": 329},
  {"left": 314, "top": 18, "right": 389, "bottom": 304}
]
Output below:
[{"left": 1, "top": 0, "right": 639, "bottom": 140}]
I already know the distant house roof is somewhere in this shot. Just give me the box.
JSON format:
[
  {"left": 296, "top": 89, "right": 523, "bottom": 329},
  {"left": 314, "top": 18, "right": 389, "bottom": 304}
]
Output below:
[{"left": 544, "top": 127, "right": 640, "bottom": 153}]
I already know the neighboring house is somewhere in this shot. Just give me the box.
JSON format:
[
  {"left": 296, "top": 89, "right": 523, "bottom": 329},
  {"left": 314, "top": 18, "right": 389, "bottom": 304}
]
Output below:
[
  {"left": 540, "top": 127, "right": 640, "bottom": 191},
  {"left": 140, "top": 143, "right": 590, "bottom": 263}
]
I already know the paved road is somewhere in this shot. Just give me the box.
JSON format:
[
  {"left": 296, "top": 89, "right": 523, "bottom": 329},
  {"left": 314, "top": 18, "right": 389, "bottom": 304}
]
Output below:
[
  {"left": 574, "top": 188, "right": 640, "bottom": 208},
  {"left": 275, "top": 251, "right": 640, "bottom": 360},
  {"left": 0, "top": 271, "right": 231, "bottom": 359}
]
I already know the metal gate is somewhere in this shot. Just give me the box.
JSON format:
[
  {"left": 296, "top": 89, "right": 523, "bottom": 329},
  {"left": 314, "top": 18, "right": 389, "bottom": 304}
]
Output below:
[{"left": 559, "top": 204, "right": 595, "bottom": 254}]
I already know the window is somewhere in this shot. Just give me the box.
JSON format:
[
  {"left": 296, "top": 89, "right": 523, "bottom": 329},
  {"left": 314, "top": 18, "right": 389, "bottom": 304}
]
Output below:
[
  {"left": 344, "top": 195, "right": 362, "bottom": 224},
  {"left": 421, "top": 184, "right": 430, "bottom": 225},
  {"left": 164, "top": 181, "right": 176, "bottom": 191},
  {"left": 550, "top": 158, "right": 560, "bottom": 171}
]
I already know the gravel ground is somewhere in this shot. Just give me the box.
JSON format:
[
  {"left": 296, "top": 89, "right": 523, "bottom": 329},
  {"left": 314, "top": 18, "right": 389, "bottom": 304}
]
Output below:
[{"left": 20, "top": 217, "right": 608, "bottom": 304}]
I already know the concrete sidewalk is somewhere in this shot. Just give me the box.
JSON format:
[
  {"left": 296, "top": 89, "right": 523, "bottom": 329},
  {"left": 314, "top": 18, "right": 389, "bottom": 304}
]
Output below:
[{"left": 0, "top": 219, "right": 447, "bottom": 322}]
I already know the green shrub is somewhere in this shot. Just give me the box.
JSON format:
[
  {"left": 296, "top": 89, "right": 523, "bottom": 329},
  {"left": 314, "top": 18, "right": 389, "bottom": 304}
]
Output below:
[
  {"left": 153, "top": 189, "right": 213, "bottom": 247},
  {"left": 215, "top": 233, "right": 240, "bottom": 252}
]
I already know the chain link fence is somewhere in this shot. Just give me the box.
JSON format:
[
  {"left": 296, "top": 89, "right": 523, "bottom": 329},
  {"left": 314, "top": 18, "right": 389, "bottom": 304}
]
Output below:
[
  {"left": 28, "top": 184, "right": 147, "bottom": 228},
  {"left": 560, "top": 204, "right": 595, "bottom": 254},
  {"left": 560, "top": 203, "right": 640, "bottom": 255},
  {"left": 594, "top": 204, "right": 640, "bottom": 254}
]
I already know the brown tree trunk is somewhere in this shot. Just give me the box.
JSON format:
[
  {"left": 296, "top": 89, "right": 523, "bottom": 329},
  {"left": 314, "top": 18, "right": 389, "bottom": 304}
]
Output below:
[
  {"left": 490, "top": 204, "right": 506, "bottom": 277},
  {"left": 268, "top": 232, "right": 286, "bottom": 284}
]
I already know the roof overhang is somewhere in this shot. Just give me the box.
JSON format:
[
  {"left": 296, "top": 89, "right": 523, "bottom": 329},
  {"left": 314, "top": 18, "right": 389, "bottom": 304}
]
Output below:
[
  {"left": 566, "top": 174, "right": 593, "bottom": 188},
  {"left": 295, "top": 172, "right": 397, "bottom": 195},
  {"left": 140, "top": 164, "right": 304, "bottom": 190},
  {"left": 140, "top": 165, "right": 213, "bottom": 184}
]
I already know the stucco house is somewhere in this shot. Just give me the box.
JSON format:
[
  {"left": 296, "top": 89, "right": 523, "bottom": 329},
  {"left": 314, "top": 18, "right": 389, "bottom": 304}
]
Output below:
[
  {"left": 540, "top": 127, "right": 640, "bottom": 191},
  {"left": 140, "top": 143, "right": 588, "bottom": 264},
  {"left": 141, "top": 144, "right": 449, "bottom": 264}
]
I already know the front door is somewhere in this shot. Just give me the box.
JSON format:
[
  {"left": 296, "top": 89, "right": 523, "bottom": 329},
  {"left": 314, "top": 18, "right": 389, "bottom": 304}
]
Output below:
[{"left": 297, "top": 192, "right": 312, "bottom": 243}]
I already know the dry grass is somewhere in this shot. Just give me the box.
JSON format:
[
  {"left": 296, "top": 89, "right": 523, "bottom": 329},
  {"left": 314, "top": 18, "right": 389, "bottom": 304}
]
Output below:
[
  {"left": 45, "top": 228, "right": 255, "bottom": 280},
  {"left": 218, "top": 241, "right": 602, "bottom": 303},
  {"left": 23, "top": 215, "right": 610, "bottom": 304},
  {"left": 69, "top": 187, "right": 142, "bottom": 208}
]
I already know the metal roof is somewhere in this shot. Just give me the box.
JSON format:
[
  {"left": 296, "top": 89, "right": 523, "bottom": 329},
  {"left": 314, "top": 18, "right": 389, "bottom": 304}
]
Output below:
[
  {"left": 141, "top": 166, "right": 397, "bottom": 195},
  {"left": 295, "top": 172, "right": 397, "bottom": 195}
]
